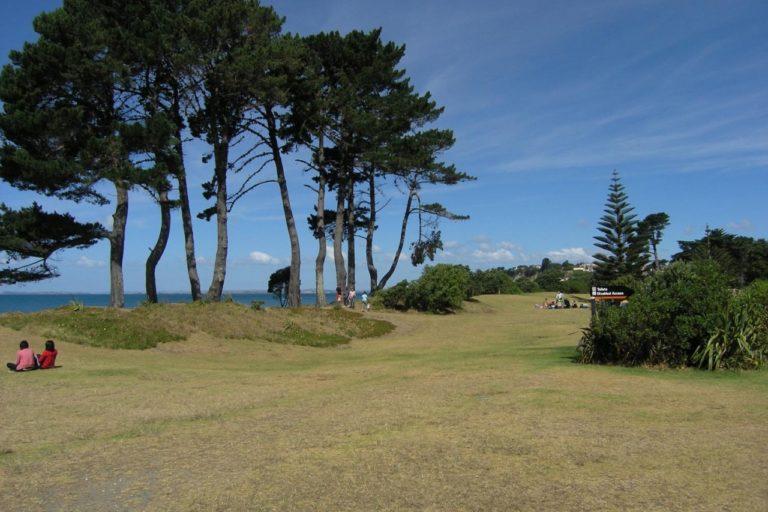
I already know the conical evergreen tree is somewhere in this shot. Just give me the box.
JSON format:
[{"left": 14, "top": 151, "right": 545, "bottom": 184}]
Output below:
[{"left": 592, "top": 170, "right": 648, "bottom": 282}]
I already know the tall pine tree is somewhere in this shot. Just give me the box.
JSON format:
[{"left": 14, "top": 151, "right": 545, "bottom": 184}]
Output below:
[{"left": 592, "top": 171, "right": 648, "bottom": 283}]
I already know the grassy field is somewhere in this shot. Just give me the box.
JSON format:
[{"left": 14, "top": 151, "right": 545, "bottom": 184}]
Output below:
[{"left": 1, "top": 294, "right": 767, "bottom": 511}]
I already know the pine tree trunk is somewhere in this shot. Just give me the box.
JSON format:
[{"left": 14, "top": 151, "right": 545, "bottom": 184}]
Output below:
[
  {"left": 206, "top": 142, "right": 229, "bottom": 301},
  {"left": 145, "top": 189, "right": 171, "bottom": 303},
  {"left": 346, "top": 178, "right": 356, "bottom": 302},
  {"left": 333, "top": 177, "right": 347, "bottom": 299},
  {"left": 109, "top": 181, "right": 129, "bottom": 308},
  {"left": 365, "top": 169, "right": 378, "bottom": 294},
  {"left": 377, "top": 191, "right": 414, "bottom": 291},
  {"left": 314, "top": 132, "right": 327, "bottom": 307},
  {"left": 266, "top": 108, "right": 301, "bottom": 308},
  {"left": 173, "top": 125, "right": 202, "bottom": 301}
]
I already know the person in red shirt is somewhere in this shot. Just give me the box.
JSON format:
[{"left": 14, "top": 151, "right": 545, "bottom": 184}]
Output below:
[
  {"left": 6, "top": 340, "right": 37, "bottom": 371},
  {"left": 38, "top": 339, "right": 58, "bottom": 369}
]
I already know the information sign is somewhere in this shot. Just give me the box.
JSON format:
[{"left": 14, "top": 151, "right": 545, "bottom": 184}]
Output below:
[{"left": 590, "top": 285, "right": 634, "bottom": 300}]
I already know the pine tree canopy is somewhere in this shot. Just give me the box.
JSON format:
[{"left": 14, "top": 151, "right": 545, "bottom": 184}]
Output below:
[{"left": 592, "top": 170, "right": 648, "bottom": 283}]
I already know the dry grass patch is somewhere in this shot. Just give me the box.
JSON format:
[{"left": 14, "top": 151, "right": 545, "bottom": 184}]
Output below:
[{"left": 1, "top": 294, "right": 767, "bottom": 511}]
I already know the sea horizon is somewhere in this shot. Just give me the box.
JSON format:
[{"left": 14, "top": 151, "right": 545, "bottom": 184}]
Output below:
[{"left": 0, "top": 291, "right": 338, "bottom": 314}]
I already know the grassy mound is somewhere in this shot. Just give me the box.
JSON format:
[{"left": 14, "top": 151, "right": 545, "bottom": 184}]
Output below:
[{"left": 0, "top": 302, "right": 394, "bottom": 349}]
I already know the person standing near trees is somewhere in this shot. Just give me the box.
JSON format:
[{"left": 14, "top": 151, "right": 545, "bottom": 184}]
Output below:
[{"left": 361, "top": 292, "right": 369, "bottom": 311}]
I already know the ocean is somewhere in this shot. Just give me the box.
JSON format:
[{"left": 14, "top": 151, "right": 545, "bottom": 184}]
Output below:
[{"left": 0, "top": 292, "right": 337, "bottom": 314}]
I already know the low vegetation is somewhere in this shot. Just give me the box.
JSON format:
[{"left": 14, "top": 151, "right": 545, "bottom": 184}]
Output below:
[
  {"left": 0, "top": 302, "right": 394, "bottom": 350},
  {"left": 377, "top": 264, "right": 470, "bottom": 313},
  {"left": 579, "top": 261, "right": 768, "bottom": 369}
]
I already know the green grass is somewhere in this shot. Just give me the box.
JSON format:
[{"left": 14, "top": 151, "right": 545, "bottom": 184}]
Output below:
[
  {"left": 0, "top": 302, "right": 394, "bottom": 349},
  {"left": 1, "top": 294, "right": 766, "bottom": 511},
  {"left": 0, "top": 305, "right": 182, "bottom": 349},
  {"left": 265, "top": 321, "right": 350, "bottom": 347}
]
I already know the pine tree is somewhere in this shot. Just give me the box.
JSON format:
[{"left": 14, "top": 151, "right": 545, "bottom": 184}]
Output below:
[
  {"left": 0, "top": 203, "right": 104, "bottom": 285},
  {"left": 638, "top": 212, "right": 670, "bottom": 270},
  {"left": 592, "top": 171, "right": 648, "bottom": 283}
]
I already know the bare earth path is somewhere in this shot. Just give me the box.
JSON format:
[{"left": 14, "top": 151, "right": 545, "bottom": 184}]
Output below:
[{"left": 1, "top": 295, "right": 767, "bottom": 511}]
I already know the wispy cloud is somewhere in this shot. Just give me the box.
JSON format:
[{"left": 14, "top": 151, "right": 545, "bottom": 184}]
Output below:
[
  {"left": 728, "top": 219, "right": 754, "bottom": 231},
  {"left": 471, "top": 247, "right": 519, "bottom": 263},
  {"left": 249, "top": 251, "right": 281, "bottom": 265},
  {"left": 75, "top": 256, "right": 105, "bottom": 268},
  {"left": 546, "top": 247, "right": 593, "bottom": 263}
]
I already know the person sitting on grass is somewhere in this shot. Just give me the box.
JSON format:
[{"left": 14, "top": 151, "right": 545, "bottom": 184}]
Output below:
[
  {"left": 6, "top": 340, "right": 37, "bottom": 372},
  {"left": 38, "top": 340, "right": 58, "bottom": 369}
]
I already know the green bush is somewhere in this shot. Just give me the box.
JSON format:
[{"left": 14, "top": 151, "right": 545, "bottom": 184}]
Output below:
[
  {"left": 377, "top": 280, "right": 412, "bottom": 311},
  {"left": 377, "top": 264, "right": 470, "bottom": 314},
  {"left": 739, "top": 279, "right": 768, "bottom": 336},
  {"left": 535, "top": 268, "right": 565, "bottom": 291},
  {"left": 468, "top": 268, "right": 522, "bottom": 296},
  {"left": 579, "top": 261, "right": 732, "bottom": 367},
  {"left": 516, "top": 279, "right": 539, "bottom": 293},
  {"left": 696, "top": 279, "right": 768, "bottom": 369},
  {"left": 409, "top": 264, "right": 470, "bottom": 313},
  {"left": 562, "top": 271, "right": 591, "bottom": 293},
  {"left": 692, "top": 302, "right": 765, "bottom": 370}
]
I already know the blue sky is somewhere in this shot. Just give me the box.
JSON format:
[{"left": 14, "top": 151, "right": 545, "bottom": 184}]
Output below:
[{"left": 1, "top": 0, "right": 766, "bottom": 293}]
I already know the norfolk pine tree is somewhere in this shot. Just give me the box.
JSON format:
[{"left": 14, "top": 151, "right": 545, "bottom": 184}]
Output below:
[{"left": 592, "top": 170, "right": 648, "bottom": 283}]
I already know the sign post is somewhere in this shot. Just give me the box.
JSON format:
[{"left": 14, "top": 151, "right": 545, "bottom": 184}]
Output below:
[{"left": 589, "top": 285, "right": 634, "bottom": 316}]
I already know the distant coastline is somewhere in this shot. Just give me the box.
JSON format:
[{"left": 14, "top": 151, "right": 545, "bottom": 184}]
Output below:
[{"left": 0, "top": 292, "right": 337, "bottom": 314}]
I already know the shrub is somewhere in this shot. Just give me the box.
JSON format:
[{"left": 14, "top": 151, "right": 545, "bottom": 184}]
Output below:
[
  {"left": 692, "top": 302, "right": 764, "bottom": 370},
  {"left": 562, "top": 271, "right": 591, "bottom": 293},
  {"left": 377, "top": 264, "right": 470, "bottom": 313},
  {"left": 409, "top": 264, "right": 470, "bottom": 313},
  {"left": 739, "top": 279, "right": 768, "bottom": 336},
  {"left": 516, "top": 279, "right": 539, "bottom": 293},
  {"left": 535, "top": 268, "right": 565, "bottom": 292},
  {"left": 699, "top": 279, "right": 768, "bottom": 369},
  {"left": 377, "top": 280, "right": 412, "bottom": 311},
  {"left": 579, "top": 261, "right": 732, "bottom": 367},
  {"left": 468, "top": 268, "right": 522, "bottom": 296}
]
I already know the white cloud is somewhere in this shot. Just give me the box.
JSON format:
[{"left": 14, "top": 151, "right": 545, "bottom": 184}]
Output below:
[
  {"left": 728, "top": 219, "right": 753, "bottom": 231},
  {"left": 465, "top": 236, "right": 530, "bottom": 264},
  {"left": 498, "top": 241, "right": 523, "bottom": 251},
  {"left": 443, "top": 240, "right": 462, "bottom": 249},
  {"left": 546, "top": 247, "right": 593, "bottom": 263},
  {"left": 76, "top": 256, "right": 106, "bottom": 268},
  {"left": 471, "top": 248, "right": 517, "bottom": 263},
  {"left": 249, "top": 251, "right": 280, "bottom": 265}
]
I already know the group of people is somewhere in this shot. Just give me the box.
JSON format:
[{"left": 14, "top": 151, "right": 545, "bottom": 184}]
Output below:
[
  {"left": 6, "top": 339, "right": 58, "bottom": 372},
  {"left": 335, "top": 288, "right": 370, "bottom": 311},
  {"left": 536, "top": 292, "right": 586, "bottom": 309}
]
